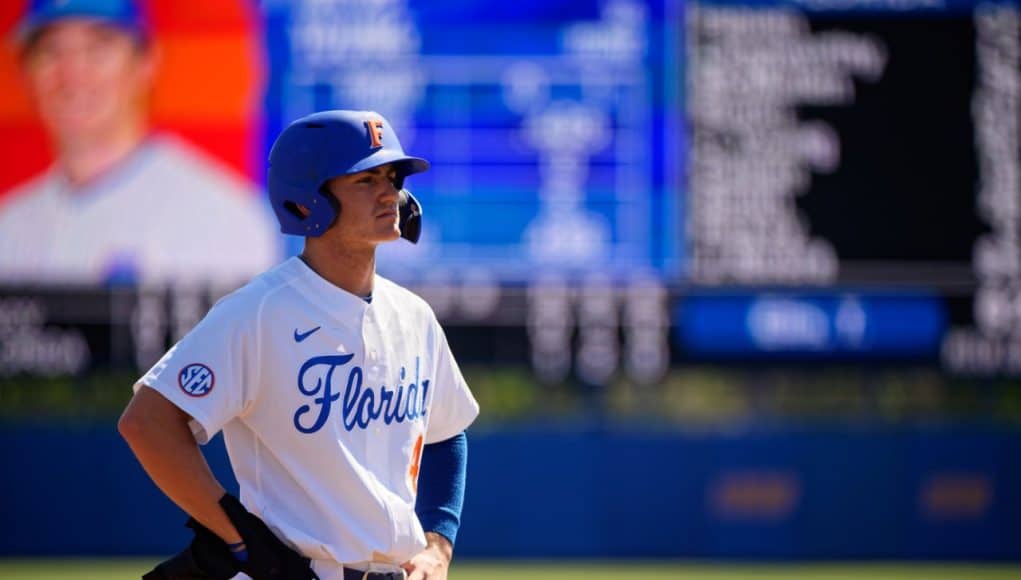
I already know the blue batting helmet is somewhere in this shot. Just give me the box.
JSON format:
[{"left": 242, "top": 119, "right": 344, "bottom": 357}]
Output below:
[
  {"left": 267, "top": 110, "right": 429, "bottom": 241},
  {"left": 16, "top": 0, "right": 148, "bottom": 43}
]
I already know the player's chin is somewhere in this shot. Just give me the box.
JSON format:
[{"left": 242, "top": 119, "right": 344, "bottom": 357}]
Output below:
[{"left": 374, "top": 223, "right": 402, "bottom": 242}]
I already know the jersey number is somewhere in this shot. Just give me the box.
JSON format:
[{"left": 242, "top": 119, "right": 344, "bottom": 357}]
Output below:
[{"left": 409, "top": 434, "right": 424, "bottom": 493}]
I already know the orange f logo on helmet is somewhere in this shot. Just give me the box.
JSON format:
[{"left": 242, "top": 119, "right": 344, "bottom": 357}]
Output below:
[{"left": 365, "top": 119, "right": 385, "bottom": 148}]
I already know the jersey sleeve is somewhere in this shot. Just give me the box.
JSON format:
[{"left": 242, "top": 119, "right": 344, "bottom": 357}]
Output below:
[
  {"left": 134, "top": 294, "right": 260, "bottom": 444},
  {"left": 424, "top": 319, "right": 480, "bottom": 444}
]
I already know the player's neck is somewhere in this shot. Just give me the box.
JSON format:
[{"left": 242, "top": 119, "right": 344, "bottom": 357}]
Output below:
[
  {"left": 299, "top": 243, "right": 376, "bottom": 299},
  {"left": 57, "top": 118, "right": 149, "bottom": 188}
]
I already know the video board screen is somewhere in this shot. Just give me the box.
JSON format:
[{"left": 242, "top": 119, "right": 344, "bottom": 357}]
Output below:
[
  {"left": 683, "top": 0, "right": 1021, "bottom": 371},
  {"left": 262, "top": 0, "right": 684, "bottom": 283},
  {"left": 686, "top": 0, "right": 1010, "bottom": 287}
]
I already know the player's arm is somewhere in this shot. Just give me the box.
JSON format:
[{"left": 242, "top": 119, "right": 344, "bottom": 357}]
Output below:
[{"left": 118, "top": 385, "right": 243, "bottom": 546}]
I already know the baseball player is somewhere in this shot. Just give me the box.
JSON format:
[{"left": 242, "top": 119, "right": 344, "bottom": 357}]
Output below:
[
  {"left": 1, "top": 0, "right": 279, "bottom": 285},
  {"left": 118, "top": 110, "right": 480, "bottom": 580}
]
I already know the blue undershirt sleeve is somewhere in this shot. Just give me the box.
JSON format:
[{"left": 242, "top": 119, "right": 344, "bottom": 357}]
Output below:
[{"left": 414, "top": 430, "right": 468, "bottom": 546}]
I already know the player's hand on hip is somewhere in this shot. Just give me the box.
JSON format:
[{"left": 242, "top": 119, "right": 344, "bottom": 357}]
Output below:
[
  {"left": 401, "top": 532, "right": 452, "bottom": 580},
  {"left": 401, "top": 551, "right": 448, "bottom": 580}
]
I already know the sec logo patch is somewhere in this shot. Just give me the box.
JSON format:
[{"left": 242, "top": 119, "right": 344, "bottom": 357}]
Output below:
[{"left": 178, "top": 363, "right": 215, "bottom": 397}]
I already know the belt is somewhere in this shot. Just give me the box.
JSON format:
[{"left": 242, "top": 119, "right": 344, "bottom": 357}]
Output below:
[{"left": 342, "top": 568, "right": 405, "bottom": 580}]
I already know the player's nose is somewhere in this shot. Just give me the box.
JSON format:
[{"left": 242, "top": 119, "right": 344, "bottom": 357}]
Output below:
[{"left": 378, "top": 179, "right": 400, "bottom": 202}]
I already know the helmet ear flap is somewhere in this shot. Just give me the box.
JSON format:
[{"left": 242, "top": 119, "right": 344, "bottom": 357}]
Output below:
[
  {"left": 279, "top": 187, "right": 341, "bottom": 229},
  {"left": 398, "top": 189, "right": 422, "bottom": 244},
  {"left": 316, "top": 184, "right": 342, "bottom": 229}
]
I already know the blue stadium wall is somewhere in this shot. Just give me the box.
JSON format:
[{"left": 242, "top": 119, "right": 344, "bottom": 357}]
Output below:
[{"left": 1, "top": 423, "right": 1019, "bottom": 559}]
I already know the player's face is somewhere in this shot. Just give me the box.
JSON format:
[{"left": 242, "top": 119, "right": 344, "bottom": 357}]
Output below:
[
  {"left": 323, "top": 164, "right": 403, "bottom": 247},
  {"left": 20, "top": 20, "right": 154, "bottom": 148}
]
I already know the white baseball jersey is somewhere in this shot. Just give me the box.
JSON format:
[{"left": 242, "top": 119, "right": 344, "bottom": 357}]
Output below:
[
  {"left": 0, "top": 133, "right": 279, "bottom": 285},
  {"left": 135, "top": 256, "right": 480, "bottom": 575}
]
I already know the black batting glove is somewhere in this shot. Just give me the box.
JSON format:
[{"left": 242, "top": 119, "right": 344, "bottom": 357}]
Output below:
[
  {"left": 142, "top": 517, "right": 240, "bottom": 580},
  {"left": 218, "top": 493, "right": 318, "bottom": 580}
]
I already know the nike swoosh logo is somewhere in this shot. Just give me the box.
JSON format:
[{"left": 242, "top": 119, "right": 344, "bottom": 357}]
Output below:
[{"left": 293, "top": 326, "right": 322, "bottom": 343}]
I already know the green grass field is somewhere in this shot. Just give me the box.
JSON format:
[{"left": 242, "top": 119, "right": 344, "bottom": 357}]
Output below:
[{"left": 1, "top": 560, "right": 1020, "bottom": 579}]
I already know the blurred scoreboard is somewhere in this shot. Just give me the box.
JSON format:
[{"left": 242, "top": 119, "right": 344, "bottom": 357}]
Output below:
[
  {"left": 689, "top": 0, "right": 990, "bottom": 287},
  {"left": 263, "top": 0, "right": 1020, "bottom": 373},
  {"left": 683, "top": 0, "right": 1020, "bottom": 372},
  {"left": 262, "top": 0, "right": 683, "bottom": 282}
]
